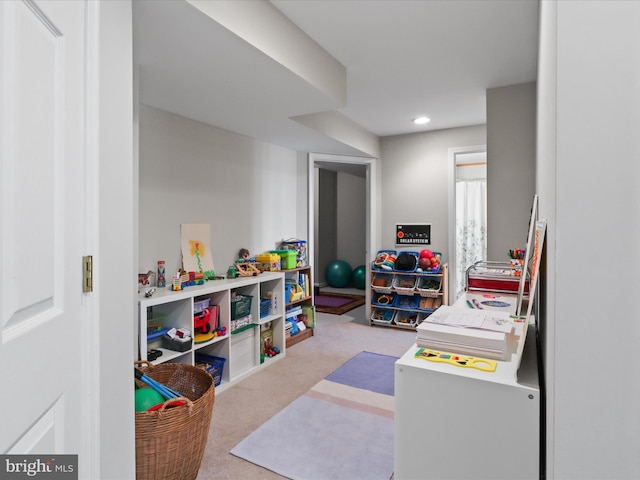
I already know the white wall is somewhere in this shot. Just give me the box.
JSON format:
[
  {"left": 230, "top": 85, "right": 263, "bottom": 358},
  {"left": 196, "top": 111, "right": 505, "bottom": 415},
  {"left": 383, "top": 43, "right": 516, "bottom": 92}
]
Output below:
[
  {"left": 98, "top": 1, "right": 136, "bottom": 477},
  {"left": 138, "top": 105, "right": 306, "bottom": 280},
  {"left": 380, "top": 125, "right": 486, "bottom": 262},
  {"left": 487, "top": 82, "right": 537, "bottom": 260},
  {"left": 538, "top": 1, "right": 640, "bottom": 478}
]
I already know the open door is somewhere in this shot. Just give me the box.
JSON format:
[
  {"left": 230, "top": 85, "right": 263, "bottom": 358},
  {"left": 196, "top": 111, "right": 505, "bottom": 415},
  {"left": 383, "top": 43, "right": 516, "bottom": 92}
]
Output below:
[{"left": 1, "top": 0, "right": 90, "bottom": 468}]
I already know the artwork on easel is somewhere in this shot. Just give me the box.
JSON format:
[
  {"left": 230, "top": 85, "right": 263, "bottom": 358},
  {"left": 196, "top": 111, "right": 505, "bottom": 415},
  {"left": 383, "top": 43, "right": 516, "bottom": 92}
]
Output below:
[
  {"left": 180, "top": 224, "right": 215, "bottom": 274},
  {"left": 525, "top": 219, "right": 547, "bottom": 320},
  {"left": 516, "top": 195, "right": 538, "bottom": 316},
  {"left": 515, "top": 195, "right": 546, "bottom": 320}
]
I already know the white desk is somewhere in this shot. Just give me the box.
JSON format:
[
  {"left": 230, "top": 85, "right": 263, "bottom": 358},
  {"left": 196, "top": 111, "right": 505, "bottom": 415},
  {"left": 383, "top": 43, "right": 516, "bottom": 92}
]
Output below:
[{"left": 394, "top": 292, "right": 540, "bottom": 480}]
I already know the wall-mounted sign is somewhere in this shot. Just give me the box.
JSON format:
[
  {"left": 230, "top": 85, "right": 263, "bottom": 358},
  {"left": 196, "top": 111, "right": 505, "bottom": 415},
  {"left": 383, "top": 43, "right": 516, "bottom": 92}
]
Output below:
[{"left": 396, "top": 224, "right": 431, "bottom": 246}]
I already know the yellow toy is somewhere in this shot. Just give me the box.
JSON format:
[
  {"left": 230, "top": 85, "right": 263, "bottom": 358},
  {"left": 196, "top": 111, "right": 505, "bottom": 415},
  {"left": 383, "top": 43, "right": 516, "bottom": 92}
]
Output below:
[{"left": 414, "top": 348, "right": 497, "bottom": 372}]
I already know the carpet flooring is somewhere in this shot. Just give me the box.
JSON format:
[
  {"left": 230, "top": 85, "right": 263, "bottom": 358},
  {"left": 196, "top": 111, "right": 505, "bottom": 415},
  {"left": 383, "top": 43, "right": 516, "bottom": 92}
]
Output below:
[
  {"left": 230, "top": 351, "right": 397, "bottom": 480},
  {"left": 314, "top": 292, "right": 365, "bottom": 315}
]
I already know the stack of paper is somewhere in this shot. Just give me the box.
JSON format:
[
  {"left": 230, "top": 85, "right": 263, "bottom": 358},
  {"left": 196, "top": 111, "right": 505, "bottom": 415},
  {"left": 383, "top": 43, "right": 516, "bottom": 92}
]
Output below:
[{"left": 416, "top": 306, "right": 516, "bottom": 361}]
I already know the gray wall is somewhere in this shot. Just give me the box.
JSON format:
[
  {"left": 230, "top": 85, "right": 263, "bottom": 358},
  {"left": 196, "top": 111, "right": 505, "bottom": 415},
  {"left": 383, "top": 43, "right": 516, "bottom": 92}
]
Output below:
[
  {"left": 538, "top": 2, "right": 640, "bottom": 478},
  {"left": 316, "top": 169, "right": 366, "bottom": 285},
  {"left": 380, "top": 125, "right": 487, "bottom": 264},
  {"left": 138, "top": 105, "right": 307, "bottom": 279},
  {"left": 487, "top": 82, "right": 537, "bottom": 260},
  {"left": 337, "top": 172, "right": 367, "bottom": 270},
  {"left": 316, "top": 169, "right": 337, "bottom": 284}
]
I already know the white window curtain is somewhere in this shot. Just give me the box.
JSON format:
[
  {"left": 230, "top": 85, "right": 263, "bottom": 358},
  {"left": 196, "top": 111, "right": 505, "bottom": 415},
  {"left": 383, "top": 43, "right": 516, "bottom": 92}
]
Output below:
[{"left": 455, "top": 179, "right": 487, "bottom": 298}]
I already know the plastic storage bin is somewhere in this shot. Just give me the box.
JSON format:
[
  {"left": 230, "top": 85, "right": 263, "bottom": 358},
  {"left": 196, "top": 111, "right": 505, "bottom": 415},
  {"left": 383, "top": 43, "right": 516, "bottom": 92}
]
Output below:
[
  {"left": 195, "top": 353, "right": 226, "bottom": 387},
  {"left": 256, "top": 253, "right": 280, "bottom": 272},
  {"left": 231, "top": 294, "right": 252, "bottom": 320},
  {"left": 393, "top": 310, "right": 420, "bottom": 328},
  {"left": 260, "top": 298, "right": 272, "bottom": 318},
  {"left": 271, "top": 249, "right": 297, "bottom": 270},
  {"left": 416, "top": 295, "right": 441, "bottom": 312},
  {"left": 393, "top": 275, "right": 417, "bottom": 295},
  {"left": 162, "top": 333, "right": 192, "bottom": 352},
  {"left": 394, "top": 294, "right": 420, "bottom": 309},
  {"left": 279, "top": 239, "right": 307, "bottom": 267},
  {"left": 417, "top": 251, "right": 443, "bottom": 273},
  {"left": 371, "top": 273, "right": 394, "bottom": 293},
  {"left": 373, "top": 250, "right": 398, "bottom": 271},
  {"left": 416, "top": 276, "right": 442, "bottom": 297},
  {"left": 371, "top": 308, "right": 395, "bottom": 326},
  {"left": 372, "top": 291, "right": 396, "bottom": 307},
  {"left": 394, "top": 251, "right": 420, "bottom": 273},
  {"left": 146, "top": 311, "right": 167, "bottom": 335}
]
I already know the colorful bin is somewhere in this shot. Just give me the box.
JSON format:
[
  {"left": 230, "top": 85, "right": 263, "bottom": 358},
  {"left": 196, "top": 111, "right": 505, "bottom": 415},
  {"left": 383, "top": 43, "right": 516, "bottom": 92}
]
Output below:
[
  {"left": 271, "top": 250, "right": 297, "bottom": 270},
  {"left": 256, "top": 253, "right": 280, "bottom": 272}
]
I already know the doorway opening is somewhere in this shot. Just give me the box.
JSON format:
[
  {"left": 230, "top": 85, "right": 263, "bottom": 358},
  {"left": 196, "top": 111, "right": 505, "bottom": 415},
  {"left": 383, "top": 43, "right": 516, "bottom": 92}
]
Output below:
[
  {"left": 308, "top": 153, "right": 377, "bottom": 310},
  {"left": 448, "top": 146, "right": 487, "bottom": 302}
]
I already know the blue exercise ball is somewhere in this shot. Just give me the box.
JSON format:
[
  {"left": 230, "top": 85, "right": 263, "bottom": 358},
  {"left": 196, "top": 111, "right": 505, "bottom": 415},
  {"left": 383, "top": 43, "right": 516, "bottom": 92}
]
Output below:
[
  {"left": 326, "top": 260, "right": 352, "bottom": 288},
  {"left": 352, "top": 265, "right": 366, "bottom": 289}
]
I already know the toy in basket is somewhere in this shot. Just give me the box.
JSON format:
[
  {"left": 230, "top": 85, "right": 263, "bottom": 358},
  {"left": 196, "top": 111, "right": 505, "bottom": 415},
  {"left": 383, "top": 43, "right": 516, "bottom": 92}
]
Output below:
[
  {"left": 373, "top": 250, "right": 397, "bottom": 270},
  {"left": 417, "top": 249, "right": 442, "bottom": 273}
]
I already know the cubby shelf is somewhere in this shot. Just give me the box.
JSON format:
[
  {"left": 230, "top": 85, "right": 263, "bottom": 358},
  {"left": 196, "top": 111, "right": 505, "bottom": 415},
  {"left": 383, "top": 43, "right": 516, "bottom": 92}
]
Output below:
[{"left": 138, "top": 271, "right": 286, "bottom": 392}]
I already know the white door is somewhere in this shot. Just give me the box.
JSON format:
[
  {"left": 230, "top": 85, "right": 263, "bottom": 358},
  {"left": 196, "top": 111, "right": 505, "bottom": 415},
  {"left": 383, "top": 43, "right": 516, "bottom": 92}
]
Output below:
[{"left": 1, "top": 0, "right": 89, "bottom": 461}]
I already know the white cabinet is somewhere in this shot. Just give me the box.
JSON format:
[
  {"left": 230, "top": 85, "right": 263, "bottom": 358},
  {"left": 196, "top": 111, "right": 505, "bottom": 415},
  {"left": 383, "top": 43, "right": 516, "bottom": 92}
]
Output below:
[
  {"left": 394, "top": 293, "right": 540, "bottom": 479},
  {"left": 138, "top": 271, "right": 285, "bottom": 392}
]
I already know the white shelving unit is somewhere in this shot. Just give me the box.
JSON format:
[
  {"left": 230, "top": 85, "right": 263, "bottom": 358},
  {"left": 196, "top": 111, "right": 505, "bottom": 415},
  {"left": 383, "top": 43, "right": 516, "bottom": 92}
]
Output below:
[{"left": 138, "top": 271, "right": 285, "bottom": 392}]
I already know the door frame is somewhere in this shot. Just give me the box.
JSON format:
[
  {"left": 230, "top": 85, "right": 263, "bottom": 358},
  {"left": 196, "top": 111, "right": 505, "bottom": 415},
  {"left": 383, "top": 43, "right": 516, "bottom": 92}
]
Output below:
[
  {"left": 308, "top": 153, "right": 377, "bottom": 314},
  {"left": 447, "top": 144, "right": 487, "bottom": 301}
]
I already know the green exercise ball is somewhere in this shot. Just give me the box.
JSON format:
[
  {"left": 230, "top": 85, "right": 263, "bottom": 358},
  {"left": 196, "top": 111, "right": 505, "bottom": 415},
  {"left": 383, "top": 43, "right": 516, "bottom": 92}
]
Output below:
[
  {"left": 326, "top": 260, "right": 352, "bottom": 288},
  {"left": 352, "top": 265, "right": 366, "bottom": 289}
]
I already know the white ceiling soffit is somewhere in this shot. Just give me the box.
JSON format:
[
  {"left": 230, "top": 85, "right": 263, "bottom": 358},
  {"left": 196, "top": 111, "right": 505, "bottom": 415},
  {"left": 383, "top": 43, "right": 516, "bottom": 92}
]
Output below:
[
  {"left": 134, "top": 0, "right": 538, "bottom": 157},
  {"left": 133, "top": 0, "right": 373, "bottom": 157},
  {"left": 271, "top": 0, "right": 539, "bottom": 136}
]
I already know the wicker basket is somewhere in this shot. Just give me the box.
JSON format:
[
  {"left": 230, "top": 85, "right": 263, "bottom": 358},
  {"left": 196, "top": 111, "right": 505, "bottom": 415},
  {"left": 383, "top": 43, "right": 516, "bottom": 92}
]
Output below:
[{"left": 135, "top": 361, "right": 215, "bottom": 480}]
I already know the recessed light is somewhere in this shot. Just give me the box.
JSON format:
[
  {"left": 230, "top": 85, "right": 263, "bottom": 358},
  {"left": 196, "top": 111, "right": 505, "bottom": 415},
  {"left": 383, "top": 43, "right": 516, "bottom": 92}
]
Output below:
[{"left": 413, "top": 116, "right": 430, "bottom": 125}]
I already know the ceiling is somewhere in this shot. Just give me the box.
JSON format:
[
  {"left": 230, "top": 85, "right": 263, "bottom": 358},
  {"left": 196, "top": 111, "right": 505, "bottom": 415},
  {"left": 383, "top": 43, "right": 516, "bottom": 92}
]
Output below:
[{"left": 133, "top": 0, "right": 539, "bottom": 158}]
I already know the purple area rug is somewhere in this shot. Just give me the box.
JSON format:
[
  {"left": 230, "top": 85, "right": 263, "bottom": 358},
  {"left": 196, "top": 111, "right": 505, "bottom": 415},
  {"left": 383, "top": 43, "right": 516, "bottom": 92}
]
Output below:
[
  {"left": 231, "top": 351, "right": 398, "bottom": 480},
  {"left": 315, "top": 295, "right": 353, "bottom": 307},
  {"left": 314, "top": 292, "right": 365, "bottom": 315},
  {"left": 325, "top": 351, "right": 397, "bottom": 396}
]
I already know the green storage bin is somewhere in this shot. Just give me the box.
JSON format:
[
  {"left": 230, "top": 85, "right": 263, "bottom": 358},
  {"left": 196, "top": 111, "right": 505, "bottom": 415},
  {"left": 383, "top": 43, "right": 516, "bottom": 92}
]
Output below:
[
  {"left": 271, "top": 250, "right": 297, "bottom": 270},
  {"left": 231, "top": 294, "right": 252, "bottom": 320}
]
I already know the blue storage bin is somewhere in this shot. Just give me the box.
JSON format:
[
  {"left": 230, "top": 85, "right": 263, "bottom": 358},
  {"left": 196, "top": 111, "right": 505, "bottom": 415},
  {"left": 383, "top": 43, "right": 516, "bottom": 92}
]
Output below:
[
  {"left": 372, "top": 291, "right": 395, "bottom": 307},
  {"left": 394, "top": 294, "right": 419, "bottom": 309}
]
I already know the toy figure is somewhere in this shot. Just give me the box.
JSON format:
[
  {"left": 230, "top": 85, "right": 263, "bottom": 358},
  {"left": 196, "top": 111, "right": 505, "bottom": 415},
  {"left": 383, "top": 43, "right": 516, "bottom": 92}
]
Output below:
[{"left": 138, "top": 270, "right": 154, "bottom": 286}]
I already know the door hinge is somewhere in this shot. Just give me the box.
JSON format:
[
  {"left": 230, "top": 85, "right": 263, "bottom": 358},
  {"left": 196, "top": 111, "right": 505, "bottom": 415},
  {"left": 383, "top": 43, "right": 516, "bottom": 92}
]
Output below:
[{"left": 83, "top": 255, "right": 93, "bottom": 292}]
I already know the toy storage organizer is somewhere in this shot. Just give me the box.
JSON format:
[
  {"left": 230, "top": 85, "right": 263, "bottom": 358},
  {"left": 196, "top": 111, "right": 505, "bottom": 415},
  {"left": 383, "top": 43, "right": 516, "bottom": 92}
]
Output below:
[
  {"left": 369, "top": 250, "right": 448, "bottom": 330},
  {"left": 138, "top": 271, "right": 286, "bottom": 393}
]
